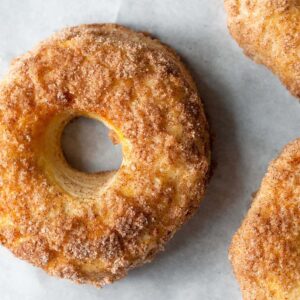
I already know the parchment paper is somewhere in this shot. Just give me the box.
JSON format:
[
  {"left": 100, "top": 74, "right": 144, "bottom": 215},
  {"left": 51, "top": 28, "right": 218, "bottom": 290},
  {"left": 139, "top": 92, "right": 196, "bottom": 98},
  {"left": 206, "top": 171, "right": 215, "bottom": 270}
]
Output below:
[{"left": 1, "top": 1, "right": 299, "bottom": 299}]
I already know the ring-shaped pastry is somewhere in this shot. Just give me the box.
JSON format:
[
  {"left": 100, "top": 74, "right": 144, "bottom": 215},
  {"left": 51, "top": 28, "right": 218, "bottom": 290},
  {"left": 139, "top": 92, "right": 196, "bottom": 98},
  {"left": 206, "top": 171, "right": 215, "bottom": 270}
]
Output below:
[
  {"left": 0, "top": 24, "right": 210, "bottom": 286},
  {"left": 225, "top": 0, "right": 300, "bottom": 98}
]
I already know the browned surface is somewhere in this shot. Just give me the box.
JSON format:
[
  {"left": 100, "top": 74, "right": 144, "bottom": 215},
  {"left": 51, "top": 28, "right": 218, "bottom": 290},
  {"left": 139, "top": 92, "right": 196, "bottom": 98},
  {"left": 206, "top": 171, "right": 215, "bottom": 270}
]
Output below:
[
  {"left": 224, "top": 0, "right": 300, "bottom": 98},
  {"left": 230, "top": 139, "right": 300, "bottom": 299},
  {"left": 0, "top": 24, "right": 210, "bottom": 287}
]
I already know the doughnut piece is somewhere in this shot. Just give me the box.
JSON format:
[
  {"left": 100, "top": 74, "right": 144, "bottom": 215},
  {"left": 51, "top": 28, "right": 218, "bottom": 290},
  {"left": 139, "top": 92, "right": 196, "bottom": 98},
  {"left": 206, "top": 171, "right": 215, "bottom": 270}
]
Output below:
[
  {"left": 224, "top": 0, "right": 300, "bottom": 98},
  {"left": 230, "top": 139, "right": 300, "bottom": 299},
  {"left": 0, "top": 24, "right": 210, "bottom": 286}
]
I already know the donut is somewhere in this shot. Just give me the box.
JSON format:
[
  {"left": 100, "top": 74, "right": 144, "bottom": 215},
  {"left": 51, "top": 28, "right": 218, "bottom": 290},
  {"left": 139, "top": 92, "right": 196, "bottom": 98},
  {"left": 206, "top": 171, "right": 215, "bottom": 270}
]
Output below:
[
  {"left": 224, "top": 0, "right": 300, "bottom": 98},
  {"left": 0, "top": 24, "right": 210, "bottom": 286},
  {"left": 230, "top": 139, "right": 300, "bottom": 299}
]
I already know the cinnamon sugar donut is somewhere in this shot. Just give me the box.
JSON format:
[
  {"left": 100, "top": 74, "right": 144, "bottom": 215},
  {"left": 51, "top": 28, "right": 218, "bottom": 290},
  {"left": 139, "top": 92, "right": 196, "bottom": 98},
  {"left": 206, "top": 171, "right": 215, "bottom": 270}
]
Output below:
[
  {"left": 0, "top": 24, "right": 210, "bottom": 286},
  {"left": 225, "top": 0, "right": 300, "bottom": 98},
  {"left": 230, "top": 139, "right": 300, "bottom": 299}
]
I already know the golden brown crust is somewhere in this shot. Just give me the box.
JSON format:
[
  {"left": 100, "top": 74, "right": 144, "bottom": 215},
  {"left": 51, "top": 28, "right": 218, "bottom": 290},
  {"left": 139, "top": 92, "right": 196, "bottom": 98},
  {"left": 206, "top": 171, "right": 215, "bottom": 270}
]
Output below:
[
  {"left": 230, "top": 139, "right": 300, "bottom": 299},
  {"left": 0, "top": 24, "right": 210, "bottom": 286},
  {"left": 224, "top": 0, "right": 300, "bottom": 98}
]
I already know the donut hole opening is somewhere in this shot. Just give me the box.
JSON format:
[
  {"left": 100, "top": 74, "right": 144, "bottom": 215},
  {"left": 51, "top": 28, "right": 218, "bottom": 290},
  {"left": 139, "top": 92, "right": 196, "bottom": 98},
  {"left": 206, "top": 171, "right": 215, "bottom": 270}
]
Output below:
[
  {"left": 61, "top": 117, "right": 123, "bottom": 174},
  {"left": 39, "top": 113, "right": 124, "bottom": 200}
]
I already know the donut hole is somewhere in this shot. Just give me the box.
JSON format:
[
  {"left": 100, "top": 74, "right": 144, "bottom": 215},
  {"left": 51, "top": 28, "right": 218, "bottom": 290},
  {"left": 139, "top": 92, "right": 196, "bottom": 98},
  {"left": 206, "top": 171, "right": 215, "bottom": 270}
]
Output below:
[
  {"left": 61, "top": 117, "right": 122, "bottom": 173},
  {"left": 39, "top": 113, "right": 124, "bottom": 199}
]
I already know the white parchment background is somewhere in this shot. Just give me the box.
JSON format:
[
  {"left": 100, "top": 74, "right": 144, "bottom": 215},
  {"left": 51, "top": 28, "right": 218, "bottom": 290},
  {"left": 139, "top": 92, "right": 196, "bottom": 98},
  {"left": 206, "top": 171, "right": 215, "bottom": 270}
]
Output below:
[{"left": 0, "top": 1, "right": 300, "bottom": 299}]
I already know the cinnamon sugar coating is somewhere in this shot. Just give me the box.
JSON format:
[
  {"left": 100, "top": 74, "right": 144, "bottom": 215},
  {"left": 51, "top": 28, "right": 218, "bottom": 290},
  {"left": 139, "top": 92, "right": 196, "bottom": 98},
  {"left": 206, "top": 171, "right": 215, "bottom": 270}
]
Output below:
[
  {"left": 0, "top": 24, "right": 210, "bottom": 287},
  {"left": 230, "top": 139, "right": 300, "bottom": 299},
  {"left": 225, "top": 0, "right": 300, "bottom": 98}
]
